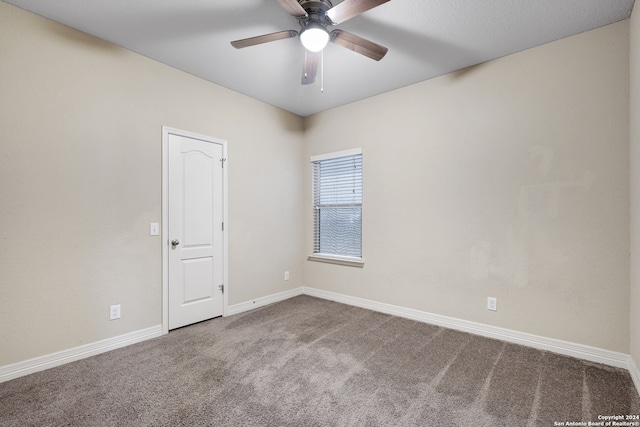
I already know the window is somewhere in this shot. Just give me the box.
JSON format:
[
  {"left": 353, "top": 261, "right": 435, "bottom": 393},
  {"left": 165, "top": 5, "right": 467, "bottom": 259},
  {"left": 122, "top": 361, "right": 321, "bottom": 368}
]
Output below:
[{"left": 310, "top": 148, "right": 363, "bottom": 266}]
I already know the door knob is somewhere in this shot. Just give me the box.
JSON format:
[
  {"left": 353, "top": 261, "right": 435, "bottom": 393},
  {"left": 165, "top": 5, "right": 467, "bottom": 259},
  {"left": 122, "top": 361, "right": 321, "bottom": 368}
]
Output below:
[{"left": 171, "top": 239, "right": 180, "bottom": 247}]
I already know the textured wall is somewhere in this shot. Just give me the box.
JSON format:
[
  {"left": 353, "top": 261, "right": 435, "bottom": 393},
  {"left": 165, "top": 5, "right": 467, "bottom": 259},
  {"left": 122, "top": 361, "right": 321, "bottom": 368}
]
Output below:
[
  {"left": 0, "top": 2, "right": 304, "bottom": 366},
  {"left": 630, "top": 5, "right": 640, "bottom": 371},
  {"left": 303, "top": 21, "right": 630, "bottom": 353},
  {"left": 0, "top": 0, "right": 633, "bottom": 369}
]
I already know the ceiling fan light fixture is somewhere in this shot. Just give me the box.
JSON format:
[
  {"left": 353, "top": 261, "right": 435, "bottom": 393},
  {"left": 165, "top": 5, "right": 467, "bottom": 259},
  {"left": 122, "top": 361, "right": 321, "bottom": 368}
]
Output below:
[{"left": 300, "top": 26, "right": 330, "bottom": 52}]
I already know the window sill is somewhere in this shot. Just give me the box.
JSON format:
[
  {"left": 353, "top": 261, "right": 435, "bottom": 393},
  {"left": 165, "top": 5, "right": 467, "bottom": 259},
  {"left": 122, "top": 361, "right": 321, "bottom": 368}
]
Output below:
[{"left": 307, "top": 254, "right": 364, "bottom": 268}]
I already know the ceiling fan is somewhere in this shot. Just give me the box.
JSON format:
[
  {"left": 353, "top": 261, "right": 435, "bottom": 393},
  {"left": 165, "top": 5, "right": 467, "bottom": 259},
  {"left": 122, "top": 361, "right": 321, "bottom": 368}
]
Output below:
[{"left": 230, "top": 0, "right": 391, "bottom": 85}]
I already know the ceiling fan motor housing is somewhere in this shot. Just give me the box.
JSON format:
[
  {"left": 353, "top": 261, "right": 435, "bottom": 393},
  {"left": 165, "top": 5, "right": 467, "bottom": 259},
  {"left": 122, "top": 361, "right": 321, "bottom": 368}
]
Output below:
[{"left": 299, "top": 0, "right": 335, "bottom": 29}]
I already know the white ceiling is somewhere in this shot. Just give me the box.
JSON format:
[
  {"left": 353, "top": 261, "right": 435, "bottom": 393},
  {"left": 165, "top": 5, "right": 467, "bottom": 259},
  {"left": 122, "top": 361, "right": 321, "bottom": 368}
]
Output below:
[{"left": 4, "top": 0, "right": 635, "bottom": 117}]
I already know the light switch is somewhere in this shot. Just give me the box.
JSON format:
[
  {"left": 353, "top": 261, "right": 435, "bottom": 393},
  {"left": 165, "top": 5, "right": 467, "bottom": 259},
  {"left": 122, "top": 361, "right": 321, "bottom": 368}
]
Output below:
[{"left": 150, "top": 223, "right": 160, "bottom": 236}]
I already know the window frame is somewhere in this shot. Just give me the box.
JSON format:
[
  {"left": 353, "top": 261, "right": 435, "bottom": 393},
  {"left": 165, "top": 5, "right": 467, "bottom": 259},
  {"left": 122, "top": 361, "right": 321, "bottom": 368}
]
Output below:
[{"left": 308, "top": 148, "right": 364, "bottom": 268}]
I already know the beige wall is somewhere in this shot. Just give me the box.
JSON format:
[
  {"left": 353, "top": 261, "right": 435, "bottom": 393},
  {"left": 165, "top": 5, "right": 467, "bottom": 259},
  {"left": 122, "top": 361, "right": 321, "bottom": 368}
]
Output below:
[
  {"left": 0, "top": 0, "right": 634, "bottom": 369},
  {"left": 631, "top": 6, "right": 640, "bottom": 369},
  {"left": 303, "top": 21, "right": 630, "bottom": 353},
  {"left": 0, "top": 2, "right": 304, "bottom": 366}
]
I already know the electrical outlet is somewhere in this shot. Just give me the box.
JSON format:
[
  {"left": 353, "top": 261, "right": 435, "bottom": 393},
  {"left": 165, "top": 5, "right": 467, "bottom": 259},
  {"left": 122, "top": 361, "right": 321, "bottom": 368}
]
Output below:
[
  {"left": 487, "top": 297, "right": 497, "bottom": 312},
  {"left": 284, "top": 271, "right": 290, "bottom": 281},
  {"left": 110, "top": 304, "right": 121, "bottom": 320}
]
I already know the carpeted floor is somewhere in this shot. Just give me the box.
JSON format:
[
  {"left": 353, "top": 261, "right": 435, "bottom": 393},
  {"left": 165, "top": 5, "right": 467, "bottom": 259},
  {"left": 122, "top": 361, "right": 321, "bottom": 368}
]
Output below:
[{"left": 1, "top": 295, "right": 639, "bottom": 426}]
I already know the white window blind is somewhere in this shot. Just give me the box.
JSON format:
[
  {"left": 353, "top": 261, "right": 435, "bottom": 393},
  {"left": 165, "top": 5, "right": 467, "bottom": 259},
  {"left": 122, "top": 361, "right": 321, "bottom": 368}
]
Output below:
[{"left": 312, "top": 151, "right": 362, "bottom": 259}]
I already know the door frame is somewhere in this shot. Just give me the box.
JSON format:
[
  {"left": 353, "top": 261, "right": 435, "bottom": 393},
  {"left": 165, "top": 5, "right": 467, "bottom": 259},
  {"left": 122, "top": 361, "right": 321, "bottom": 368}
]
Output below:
[{"left": 161, "top": 126, "right": 229, "bottom": 335}]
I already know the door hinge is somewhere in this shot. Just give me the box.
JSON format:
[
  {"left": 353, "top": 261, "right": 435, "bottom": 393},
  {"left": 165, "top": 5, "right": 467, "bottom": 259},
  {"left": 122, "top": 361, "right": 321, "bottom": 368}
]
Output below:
[
  {"left": 221, "top": 222, "right": 224, "bottom": 231},
  {"left": 219, "top": 284, "right": 224, "bottom": 293},
  {"left": 220, "top": 158, "right": 227, "bottom": 168}
]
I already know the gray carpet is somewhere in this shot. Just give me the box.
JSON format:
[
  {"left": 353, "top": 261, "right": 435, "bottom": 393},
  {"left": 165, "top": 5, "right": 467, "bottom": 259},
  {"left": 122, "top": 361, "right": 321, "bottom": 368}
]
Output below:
[{"left": 1, "top": 295, "right": 638, "bottom": 426}]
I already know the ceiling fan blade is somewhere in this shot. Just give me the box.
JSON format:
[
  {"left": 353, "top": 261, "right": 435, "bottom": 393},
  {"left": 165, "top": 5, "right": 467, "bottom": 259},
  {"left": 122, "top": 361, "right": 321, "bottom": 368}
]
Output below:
[
  {"left": 231, "top": 30, "right": 298, "bottom": 49},
  {"left": 302, "top": 50, "right": 319, "bottom": 85},
  {"left": 326, "top": 0, "right": 390, "bottom": 24},
  {"left": 330, "top": 29, "right": 388, "bottom": 61},
  {"left": 277, "top": 0, "right": 308, "bottom": 17}
]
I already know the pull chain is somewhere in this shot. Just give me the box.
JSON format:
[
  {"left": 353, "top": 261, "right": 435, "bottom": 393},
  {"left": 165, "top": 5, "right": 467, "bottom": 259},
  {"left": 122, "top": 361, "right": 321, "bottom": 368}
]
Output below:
[{"left": 321, "top": 49, "right": 324, "bottom": 93}]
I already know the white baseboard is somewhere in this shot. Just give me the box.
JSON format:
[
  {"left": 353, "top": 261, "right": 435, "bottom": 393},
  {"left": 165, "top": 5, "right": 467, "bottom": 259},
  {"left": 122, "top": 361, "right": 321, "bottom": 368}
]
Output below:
[
  {"left": 630, "top": 356, "right": 640, "bottom": 397},
  {"left": 1, "top": 287, "right": 304, "bottom": 384},
  {"left": 3, "top": 287, "right": 638, "bottom": 398},
  {"left": 0, "top": 325, "right": 162, "bottom": 383},
  {"left": 226, "top": 287, "right": 304, "bottom": 316},
  {"left": 302, "top": 286, "right": 632, "bottom": 371}
]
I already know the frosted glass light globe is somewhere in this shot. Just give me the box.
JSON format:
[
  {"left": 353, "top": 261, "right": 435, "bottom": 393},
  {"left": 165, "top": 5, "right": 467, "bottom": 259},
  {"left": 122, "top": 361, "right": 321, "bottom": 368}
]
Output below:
[{"left": 300, "top": 27, "right": 329, "bottom": 52}]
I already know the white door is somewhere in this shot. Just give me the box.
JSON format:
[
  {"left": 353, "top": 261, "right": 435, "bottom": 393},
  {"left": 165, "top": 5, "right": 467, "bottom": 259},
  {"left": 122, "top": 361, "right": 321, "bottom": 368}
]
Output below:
[{"left": 167, "top": 132, "right": 224, "bottom": 330}]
